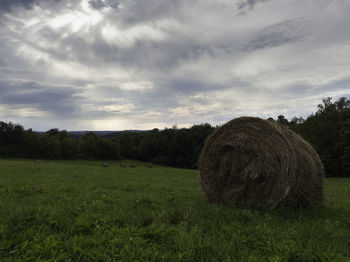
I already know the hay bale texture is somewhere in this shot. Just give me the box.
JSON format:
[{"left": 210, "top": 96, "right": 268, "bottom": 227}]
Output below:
[{"left": 199, "top": 117, "right": 324, "bottom": 208}]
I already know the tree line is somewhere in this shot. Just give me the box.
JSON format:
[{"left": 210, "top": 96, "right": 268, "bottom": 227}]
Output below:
[
  {"left": 0, "top": 126, "right": 120, "bottom": 160},
  {"left": 1, "top": 97, "right": 349, "bottom": 177}
]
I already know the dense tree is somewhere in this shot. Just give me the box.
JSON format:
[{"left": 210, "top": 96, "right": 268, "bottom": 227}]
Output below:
[
  {"left": 20, "top": 129, "right": 40, "bottom": 157},
  {"left": 96, "top": 137, "right": 121, "bottom": 159},
  {"left": 0, "top": 124, "right": 120, "bottom": 160},
  {"left": 61, "top": 137, "right": 78, "bottom": 159},
  {"left": 277, "top": 115, "right": 289, "bottom": 125},
  {"left": 81, "top": 132, "right": 98, "bottom": 159},
  {"left": 113, "top": 123, "right": 215, "bottom": 169},
  {"left": 290, "top": 97, "right": 350, "bottom": 177},
  {"left": 0, "top": 121, "right": 24, "bottom": 156},
  {"left": 118, "top": 132, "right": 140, "bottom": 159},
  {"left": 137, "top": 129, "right": 160, "bottom": 162}
]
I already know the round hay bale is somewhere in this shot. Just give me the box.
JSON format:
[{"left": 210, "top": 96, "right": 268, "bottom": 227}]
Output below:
[{"left": 199, "top": 117, "right": 324, "bottom": 208}]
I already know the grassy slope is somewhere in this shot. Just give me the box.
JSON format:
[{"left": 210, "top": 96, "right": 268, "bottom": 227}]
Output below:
[{"left": 0, "top": 159, "right": 349, "bottom": 261}]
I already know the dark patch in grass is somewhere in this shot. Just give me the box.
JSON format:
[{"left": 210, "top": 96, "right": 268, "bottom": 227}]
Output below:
[
  {"left": 141, "top": 216, "right": 154, "bottom": 227},
  {"left": 167, "top": 209, "right": 186, "bottom": 225},
  {"left": 72, "top": 218, "right": 95, "bottom": 235},
  {"left": 112, "top": 218, "right": 126, "bottom": 227},
  {"left": 142, "top": 231, "right": 164, "bottom": 244},
  {"left": 122, "top": 186, "right": 134, "bottom": 192}
]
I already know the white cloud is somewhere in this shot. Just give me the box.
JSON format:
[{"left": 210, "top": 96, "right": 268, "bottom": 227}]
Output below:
[
  {"left": 120, "top": 81, "right": 154, "bottom": 91},
  {"left": 101, "top": 23, "right": 167, "bottom": 47}
]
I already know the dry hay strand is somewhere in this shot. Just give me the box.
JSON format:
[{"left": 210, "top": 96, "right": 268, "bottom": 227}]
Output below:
[{"left": 199, "top": 117, "right": 324, "bottom": 208}]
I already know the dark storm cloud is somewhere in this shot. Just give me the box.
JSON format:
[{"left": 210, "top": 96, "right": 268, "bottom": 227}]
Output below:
[
  {"left": 0, "top": 0, "right": 67, "bottom": 14},
  {"left": 39, "top": 26, "right": 191, "bottom": 72},
  {"left": 0, "top": 80, "right": 81, "bottom": 115},
  {"left": 237, "top": 0, "right": 269, "bottom": 11},
  {"left": 88, "top": 0, "right": 123, "bottom": 11},
  {"left": 0, "top": 0, "right": 81, "bottom": 15},
  {"left": 0, "top": 0, "right": 37, "bottom": 12},
  {"left": 88, "top": 0, "right": 107, "bottom": 10},
  {"left": 244, "top": 19, "right": 309, "bottom": 51}
]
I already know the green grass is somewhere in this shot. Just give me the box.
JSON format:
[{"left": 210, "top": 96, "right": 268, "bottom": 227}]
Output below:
[{"left": 0, "top": 159, "right": 349, "bottom": 261}]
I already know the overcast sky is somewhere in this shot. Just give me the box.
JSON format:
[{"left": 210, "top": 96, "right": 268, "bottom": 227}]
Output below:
[{"left": 0, "top": 0, "right": 349, "bottom": 131}]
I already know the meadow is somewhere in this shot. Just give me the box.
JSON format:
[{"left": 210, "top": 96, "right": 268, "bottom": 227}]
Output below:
[{"left": 0, "top": 159, "right": 349, "bottom": 261}]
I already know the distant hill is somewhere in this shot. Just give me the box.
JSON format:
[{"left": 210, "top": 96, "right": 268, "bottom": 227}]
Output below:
[{"left": 67, "top": 130, "right": 147, "bottom": 137}]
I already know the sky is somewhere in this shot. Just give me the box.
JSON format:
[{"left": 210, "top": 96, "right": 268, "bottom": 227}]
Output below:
[{"left": 0, "top": 0, "right": 350, "bottom": 131}]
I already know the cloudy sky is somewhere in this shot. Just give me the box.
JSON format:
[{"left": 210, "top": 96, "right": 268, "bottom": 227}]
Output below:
[{"left": 0, "top": 0, "right": 349, "bottom": 131}]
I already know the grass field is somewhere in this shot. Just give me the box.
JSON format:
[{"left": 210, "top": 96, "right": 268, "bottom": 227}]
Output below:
[{"left": 0, "top": 159, "right": 349, "bottom": 261}]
